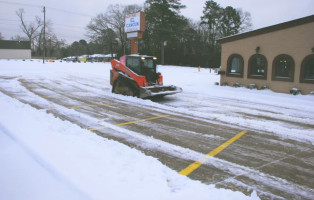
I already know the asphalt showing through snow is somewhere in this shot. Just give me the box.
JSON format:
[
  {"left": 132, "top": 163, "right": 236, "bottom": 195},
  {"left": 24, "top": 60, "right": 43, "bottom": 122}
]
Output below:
[{"left": 0, "top": 76, "right": 314, "bottom": 200}]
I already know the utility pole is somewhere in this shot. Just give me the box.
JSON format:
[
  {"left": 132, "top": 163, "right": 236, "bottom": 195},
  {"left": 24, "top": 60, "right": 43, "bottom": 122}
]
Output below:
[{"left": 43, "top": 6, "right": 46, "bottom": 64}]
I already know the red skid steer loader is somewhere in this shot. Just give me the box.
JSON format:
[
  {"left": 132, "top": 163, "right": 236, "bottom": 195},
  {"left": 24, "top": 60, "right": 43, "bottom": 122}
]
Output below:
[{"left": 110, "top": 55, "right": 182, "bottom": 98}]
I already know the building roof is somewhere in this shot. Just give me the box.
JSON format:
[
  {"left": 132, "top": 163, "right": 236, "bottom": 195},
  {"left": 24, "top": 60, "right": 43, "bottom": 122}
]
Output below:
[
  {"left": 0, "top": 40, "right": 31, "bottom": 49},
  {"left": 217, "top": 15, "right": 314, "bottom": 44}
]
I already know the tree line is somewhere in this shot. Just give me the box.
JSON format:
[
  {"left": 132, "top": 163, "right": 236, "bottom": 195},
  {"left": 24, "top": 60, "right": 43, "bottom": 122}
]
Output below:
[{"left": 3, "top": 0, "right": 252, "bottom": 67}]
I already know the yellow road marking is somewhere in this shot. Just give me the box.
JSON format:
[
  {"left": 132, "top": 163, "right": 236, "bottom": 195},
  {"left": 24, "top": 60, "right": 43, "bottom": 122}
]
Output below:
[
  {"left": 46, "top": 102, "right": 118, "bottom": 111},
  {"left": 179, "top": 130, "right": 248, "bottom": 176},
  {"left": 88, "top": 114, "right": 171, "bottom": 131},
  {"left": 67, "top": 103, "right": 117, "bottom": 109},
  {"left": 40, "top": 94, "right": 79, "bottom": 98}
]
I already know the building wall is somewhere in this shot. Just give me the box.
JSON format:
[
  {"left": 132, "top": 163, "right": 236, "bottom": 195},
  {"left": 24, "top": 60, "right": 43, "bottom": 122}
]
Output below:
[
  {"left": 220, "top": 22, "right": 314, "bottom": 94},
  {"left": 0, "top": 49, "right": 31, "bottom": 59}
]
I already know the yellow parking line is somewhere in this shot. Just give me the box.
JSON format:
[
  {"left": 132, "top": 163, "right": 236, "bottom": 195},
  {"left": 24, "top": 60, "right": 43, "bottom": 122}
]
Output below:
[
  {"left": 88, "top": 114, "right": 171, "bottom": 131},
  {"left": 40, "top": 94, "right": 79, "bottom": 98},
  {"left": 179, "top": 130, "right": 248, "bottom": 176},
  {"left": 46, "top": 102, "right": 118, "bottom": 111},
  {"left": 67, "top": 103, "right": 118, "bottom": 109}
]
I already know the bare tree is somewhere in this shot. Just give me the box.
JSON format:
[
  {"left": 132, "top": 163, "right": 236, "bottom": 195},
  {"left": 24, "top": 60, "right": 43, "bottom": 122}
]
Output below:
[
  {"left": 0, "top": 32, "right": 4, "bottom": 40},
  {"left": 108, "top": 4, "right": 142, "bottom": 53},
  {"left": 86, "top": 4, "right": 142, "bottom": 55},
  {"left": 86, "top": 13, "right": 109, "bottom": 42},
  {"left": 33, "top": 19, "right": 52, "bottom": 56},
  {"left": 45, "top": 33, "right": 66, "bottom": 58},
  {"left": 238, "top": 9, "right": 252, "bottom": 33},
  {"left": 16, "top": 8, "right": 43, "bottom": 51}
]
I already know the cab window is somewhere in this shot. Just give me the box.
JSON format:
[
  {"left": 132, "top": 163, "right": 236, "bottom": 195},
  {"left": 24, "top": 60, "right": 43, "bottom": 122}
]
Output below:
[
  {"left": 127, "top": 57, "right": 141, "bottom": 74},
  {"left": 142, "top": 59, "right": 154, "bottom": 69}
]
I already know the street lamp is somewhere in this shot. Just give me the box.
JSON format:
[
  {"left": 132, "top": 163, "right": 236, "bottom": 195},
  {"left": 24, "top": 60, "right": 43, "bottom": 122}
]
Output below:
[{"left": 161, "top": 41, "right": 167, "bottom": 65}]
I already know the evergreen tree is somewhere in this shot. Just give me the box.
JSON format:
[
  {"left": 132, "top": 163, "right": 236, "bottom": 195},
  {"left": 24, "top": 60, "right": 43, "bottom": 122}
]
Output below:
[
  {"left": 221, "top": 6, "right": 241, "bottom": 36},
  {"left": 143, "top": 0, "right": 187, "bottom": 64},
  {"left": 200, "top": 0, "right": 252, "bottom": 67}
]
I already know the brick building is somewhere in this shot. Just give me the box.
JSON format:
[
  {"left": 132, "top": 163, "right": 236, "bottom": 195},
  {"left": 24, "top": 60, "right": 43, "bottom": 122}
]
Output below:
[{"left": 218, "top": 15, "right": 314, "bottom": 94}]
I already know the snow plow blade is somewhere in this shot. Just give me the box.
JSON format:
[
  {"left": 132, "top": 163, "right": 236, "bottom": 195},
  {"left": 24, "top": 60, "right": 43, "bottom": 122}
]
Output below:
[{"left": 139, "top": 85, "right": 182, "bottom": 98}]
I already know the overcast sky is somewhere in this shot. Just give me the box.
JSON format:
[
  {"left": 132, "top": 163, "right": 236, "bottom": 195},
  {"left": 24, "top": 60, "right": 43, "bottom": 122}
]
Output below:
[{"left": 0, "top": 0, "right": 313, "bottom": 44}]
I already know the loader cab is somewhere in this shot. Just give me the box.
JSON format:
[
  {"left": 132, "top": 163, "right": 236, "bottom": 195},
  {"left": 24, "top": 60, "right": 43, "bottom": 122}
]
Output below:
[{"left": 125, "top": 55, "right": 159, "bottom": 83}]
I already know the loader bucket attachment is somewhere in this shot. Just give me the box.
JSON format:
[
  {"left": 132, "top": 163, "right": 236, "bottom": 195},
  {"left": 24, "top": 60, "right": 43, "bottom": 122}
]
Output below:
[{"left": 139, "top": 85, "right": 182, "bottom": 98}]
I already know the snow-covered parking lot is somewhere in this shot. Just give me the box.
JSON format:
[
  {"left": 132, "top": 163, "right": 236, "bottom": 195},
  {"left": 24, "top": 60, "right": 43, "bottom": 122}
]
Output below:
[{"left": 0, "top": 59, "right": 313, "bottom": 200}]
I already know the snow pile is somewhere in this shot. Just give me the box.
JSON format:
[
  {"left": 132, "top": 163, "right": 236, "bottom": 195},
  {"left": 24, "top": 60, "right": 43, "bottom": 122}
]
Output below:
[{"left": 0, "top": 60, "right": 260, "bottom": 200}]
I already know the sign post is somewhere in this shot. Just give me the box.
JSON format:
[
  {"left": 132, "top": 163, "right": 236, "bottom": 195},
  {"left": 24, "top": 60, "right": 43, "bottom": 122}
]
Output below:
[{"left": 125, "top": 12, "right": 145, "bottom": 54}]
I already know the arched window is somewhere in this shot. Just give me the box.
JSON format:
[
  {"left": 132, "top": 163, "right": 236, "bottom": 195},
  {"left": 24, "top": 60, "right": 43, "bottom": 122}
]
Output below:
[
  {"left": 272, "top": 54, "right": 295, "bottom": 82},
  {"left": 248, "top": 54, "right": 267, "bottom": 79},
  {"left": 227, "top": 54, "right": 244, "bottom": 77},
  {"left": 300, "top": 54, "right": 314, "bottom": 83}
]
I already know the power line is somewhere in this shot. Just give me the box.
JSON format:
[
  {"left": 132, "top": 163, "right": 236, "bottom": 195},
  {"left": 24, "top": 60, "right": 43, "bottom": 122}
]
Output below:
[
  {"left": 0, "top": 29, "right": 85, "bottom": 41},
  {"left": 0, "top": 0, "right": 93, "bottom": 18},
  {"left": 0, "top": 28, "right": 21, "bottom": 32},
  {"left": 53, "top": 23, "right": 86, "bottom": 29},
  {"left": 0, "top": 0, "right": 93, "bottom": 43},
  {"left": 0, "top": 22, "right": 20, "bottom": 25},
  {"left": 0, "top": 0, "right": 42, "bottom": 8},
  {"left": 48, "top": 7, "right": 93, "bottom": 18},
  {"left": 0, "top": 19, "right": 86, "bottom": 30},
  {"left": 0, "top": 18, "right": 20, "bottom": 22},
  {"left": 0, "top": 18, "right": 40, "bottom": 22}
]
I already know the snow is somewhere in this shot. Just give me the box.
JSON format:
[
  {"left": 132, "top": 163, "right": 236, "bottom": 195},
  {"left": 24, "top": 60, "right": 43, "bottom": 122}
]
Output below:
[
  {"left": 157, "top": 66, "right": 314, "bottom": 144},
  {"left": 3, "top": 94, "right": 248, "bottom": 200},
  {"left": 89, "top": 54, "right": 117, "bottom": 58},
  {"left": 1, "top": 59, "right": 313, "bottom": 199}
]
